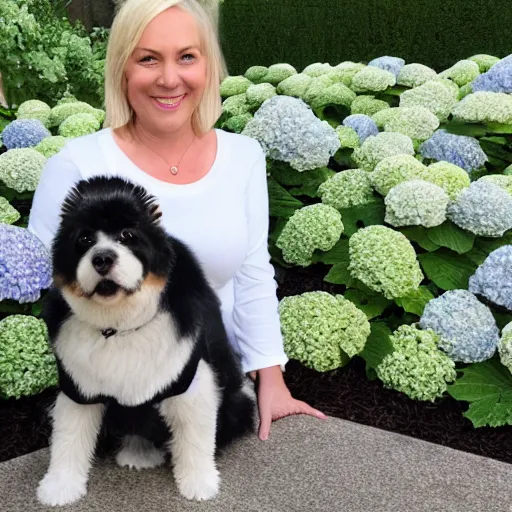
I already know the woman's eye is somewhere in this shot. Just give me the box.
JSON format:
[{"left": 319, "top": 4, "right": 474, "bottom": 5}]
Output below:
[
  {"left": 182, "top": 53, "right": 195, "bottom": 62},
  {"left": 140, "top": 55, "right": 155, "bottom": 63}
]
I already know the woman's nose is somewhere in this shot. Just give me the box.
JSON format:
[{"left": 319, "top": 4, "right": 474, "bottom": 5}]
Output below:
[{"left": 156, "top": 62, "right": 181, "bottom": 89}]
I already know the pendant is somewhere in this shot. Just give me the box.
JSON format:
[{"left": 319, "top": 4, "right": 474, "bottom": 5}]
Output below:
[{"left": 170, "top": 166, "right": 178, "bottom": 175}]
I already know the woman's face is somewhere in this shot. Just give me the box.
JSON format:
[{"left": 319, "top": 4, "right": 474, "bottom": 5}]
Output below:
[{"left": 124, "top": 6, "right": 207, "bottom": 135}]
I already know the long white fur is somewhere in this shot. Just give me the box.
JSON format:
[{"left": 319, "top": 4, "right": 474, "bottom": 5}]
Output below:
[
  {"left": 158, "top": 360, "right": 221, "bottom": 501},
  {"left": 37, "top": 393, "right": 104, "bottom": 506},
  {"left": 115, "top": 435, "right": 166, "bottom": 470},
  {"left": 76, "top": 232, "right": 144, "bottom": 296},
  {"left": 54, "top": 313, "right": 195, "bottom": 407}
]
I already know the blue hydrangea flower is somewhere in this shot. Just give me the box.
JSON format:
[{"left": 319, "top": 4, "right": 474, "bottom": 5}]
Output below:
[
  {"left": 242, "top": 95, "right": 340, "bottom": 171},
  {"left": 419, "top": 129, "right": 488, "bottom": 173},
  {"left": 342, "top": 114, "right": 379, "bottom": 144},
  {"left": 469, "top": 246, "right": 512, "bottom": 311},
  {"left": 447, "top": 180, "right": 512, "bottom": 237},
  {"left": 367, "top": 56, "right": 406, "bottom": 77},
  {"left": 419, "top": 289, "right": 499, "bottom": 363},
  {"left": 1, "top": 119, "right": 51, "bottom": 150},
  {"left": 471, "top": 54, "right": 512, "bottom": 93},
  {"left": 0, "top": 225, "right": 52, "bottom": 303}
]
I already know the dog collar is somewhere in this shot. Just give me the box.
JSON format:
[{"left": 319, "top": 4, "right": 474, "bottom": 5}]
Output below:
[{"left": 100, "top": 314, "right": 157, "bottom": 339}]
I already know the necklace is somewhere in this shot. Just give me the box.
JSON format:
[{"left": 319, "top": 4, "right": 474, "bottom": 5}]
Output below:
[{"left": 137, "top": 132, "right": 196, "bottom": 175}]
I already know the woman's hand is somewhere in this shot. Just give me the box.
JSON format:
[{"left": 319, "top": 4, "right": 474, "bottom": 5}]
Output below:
[{"left": 252, "top": 365, "right": 327, "bottom": 440}]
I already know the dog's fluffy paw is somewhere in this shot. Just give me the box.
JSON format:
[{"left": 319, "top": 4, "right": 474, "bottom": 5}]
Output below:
[
  {"left": 116, "top": 443, "right": 165, "bottom": 470},
  {"left": 37, "top": 472, "right": 86, "bottom": 506},
  {"left": 176, "top": 466, "right": 220, "bottom": 501}
]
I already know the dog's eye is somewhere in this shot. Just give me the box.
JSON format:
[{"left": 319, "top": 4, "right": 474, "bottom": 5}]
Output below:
[
  {"left": 77, "top": 233, "right": 95, "bottom": 247},
  {"left": 119, "top": 229, "right": 137, "bottom": 243}
]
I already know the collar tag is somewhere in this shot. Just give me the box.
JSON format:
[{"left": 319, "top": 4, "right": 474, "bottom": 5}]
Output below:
[{"left": 101, "top": 328, "right": 117, "bottom": 339}]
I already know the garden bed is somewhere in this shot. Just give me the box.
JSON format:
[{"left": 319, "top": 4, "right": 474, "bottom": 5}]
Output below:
[{"left": 2, "top": 265, "right": 512, "bottom": 465}]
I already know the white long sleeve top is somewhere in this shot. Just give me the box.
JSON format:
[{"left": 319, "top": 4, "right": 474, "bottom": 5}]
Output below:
[{"left": 27, "top": 127, "right": 289, "bottom": 373}]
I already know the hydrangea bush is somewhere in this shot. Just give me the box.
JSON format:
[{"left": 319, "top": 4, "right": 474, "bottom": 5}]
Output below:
[{"left": 5, "top": 48, "right": 512, "bottom": 433}]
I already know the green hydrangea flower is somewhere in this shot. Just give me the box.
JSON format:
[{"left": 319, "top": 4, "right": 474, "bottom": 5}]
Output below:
[
  {"left": 385, "top": 179, "right": 449, "bottom": 227},
  {"left": 350, "top": 66, "right": 396, "bottom": 92},
  {"left": 58, "top": 113, "right": 100, "bottom": 138},
  {"left": 0, "top": 197, "right": 20, "bottom": 224},
  {"left": 425, "top": 161, "right": 470, "bottom": 200},
  {"left": 399, "top": 80, "right": 459, "bottom": 122},
  {"left": 222, "top": 113, "right": 253, "bottom": 134},
  {"left": 468, "top": 54, "right": 501, "bottom": 73},
  {"left": 0, "top": 315, "right": 58, "bottom": 399},
  {"left": 309, "top": 82, "right": 356, "bottom": 109},
  {"left": 478, "top": 175, "right": 512, "bottom": 195},
  {"left": 371, "top": 107, "right": 399, "bottom": 129},
  {"left": 244, "top": 65, "right": 269, "bottom": 84},
  {"left": 0, "top": 148, "right": 47, "bottom": 193},
  {"left": 335, "top": 126, "right": 360, "bottom": 149},
  {"left": 348, "top": 225, "right": 423, "bottom": 299},
  {"left": 458, "top": 83, "right": 473, "bottom": 100},
  {"left": 49, "top": 101, "right": 104, "bottom": 128},
  {"left": 264, "top": 63, "right": 297, "bottom": 85},
  {"left": 276, "top": 73, "right": 312, "bottom": 98},
  {"left": 439, "top": 59, "right": 480, "bottom": 87},
  {"left": 371, "top": 154, "right": 427, "bottom": 195},
  {"left": 279, "top": 291, "right": 370, "bottom": 372},
  {"left": 352, "top": 132, "right": 415, "bottom": 172},
  {"left": 350, "top": 95, "right": 390, "bottom": 116},
  {"left": 35, "top": 135, "right": 68, "bottom": 158},
  {"left": 397, "top": 63, "right": 438, "bottom": 87},
  {"left": 382, "top": 106, "right": 440, "bottom": 142},
  {"left": 276, "top": 203, "right": 344, "bottom": 266},
  {"left": 302, "top": 62, "right": 332, "bottom": 77},
  {"left": 326, "top": 67, "right": 356, "bottom": 87},
  {"left": 222, "top": 93, "right": 251, "bottom": 116},
  {"left": 302, "top": 75, "right": 336, "bottom": 104},
  {"left": 245, "top": 83, "right": 277, "bottom": 109},
  {"left": 318, "top": 169, "right": 374, "bottom": 209},
  {"left": 376, "top": 325, "right": 457, "bottom": 402},
  {"left": 220, "top": 75, "right": 253, "bottom": 97},
  {"left": 498, "top": 322, "right": 512, "bottom": 374},
  {"left": 451, "top": 91, "right": 512, "bottom": 124},
  {"left": 16, "top": 99, "right": 51, "bottom": 128}
]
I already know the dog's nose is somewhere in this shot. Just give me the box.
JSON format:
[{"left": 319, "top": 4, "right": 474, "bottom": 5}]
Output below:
[{"left": 92, "top": 250, "right": 117, "bottom": 276}]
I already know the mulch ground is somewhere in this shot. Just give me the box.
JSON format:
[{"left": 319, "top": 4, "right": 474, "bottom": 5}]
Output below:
[{"left": 2, "top": 265, "right": 512, "bottom": 465}]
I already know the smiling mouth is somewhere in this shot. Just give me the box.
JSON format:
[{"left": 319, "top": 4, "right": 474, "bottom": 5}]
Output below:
[
  {"left": 94, "top": 280, "right": 120, "bottom": 297},
  {"left": 154, "top": 94, "right": 186, "bottom": 106}
]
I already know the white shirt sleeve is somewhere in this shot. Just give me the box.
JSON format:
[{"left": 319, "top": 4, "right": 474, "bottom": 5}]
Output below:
[
  {"left": 27, "top": 146, "right": 82, "bottom": 249},
  {"left": 232, "top": 148, "right": 289, "bottom": 373}
]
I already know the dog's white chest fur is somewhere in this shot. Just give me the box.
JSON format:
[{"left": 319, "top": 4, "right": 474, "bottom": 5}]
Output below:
[{"left": 55, "top": 312, "right": 194, "bottom": 407}]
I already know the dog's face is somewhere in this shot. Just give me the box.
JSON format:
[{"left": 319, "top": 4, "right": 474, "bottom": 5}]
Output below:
[{"left": 53, "top": 176, "right": 172, "bottom": 307}]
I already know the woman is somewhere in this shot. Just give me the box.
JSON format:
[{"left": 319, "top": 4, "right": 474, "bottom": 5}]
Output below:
[{"left": 28, "top": 0, "right": 326, "bottom": 441}]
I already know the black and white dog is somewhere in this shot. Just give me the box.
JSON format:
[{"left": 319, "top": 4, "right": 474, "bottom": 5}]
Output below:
[{"left": 37, "top": 176, "right": 256, "bottom": 507}]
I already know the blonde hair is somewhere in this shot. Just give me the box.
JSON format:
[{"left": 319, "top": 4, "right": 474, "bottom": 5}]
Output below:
[{"left": 104, "top": 0, "right": 227, "bottom": 136}]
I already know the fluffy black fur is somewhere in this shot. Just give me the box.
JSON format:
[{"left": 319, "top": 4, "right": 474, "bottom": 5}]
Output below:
[{"left": 43, "top": 176, "right": 255, "bottom": 454}]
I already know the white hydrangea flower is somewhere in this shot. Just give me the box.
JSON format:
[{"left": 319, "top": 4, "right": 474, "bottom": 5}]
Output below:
[
  {"left": 382, "top": 106, "right": 440, "bottom": 142},
  {"left": 439, "top": 59, "right": 480, "bottom": 87},
  {"left": 397, "top": 63, "right": 438, "bottom": 87},
  {"left": 350, "top": 66, "right": 396, "bottom": 92},
  {"left": 371, "top": 154, "right": 427, "bottom": 196},
  {"left": 385, "top": 179, "right": 449, "bottom": 227},
  {"left": 451, "top": 91, "right": 512, "bottom": 124}
]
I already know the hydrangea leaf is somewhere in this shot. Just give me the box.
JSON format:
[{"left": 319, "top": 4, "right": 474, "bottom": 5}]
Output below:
[
  {"left": 439, "top": 122, "right": 488, "bottom": 137},
  {"left": 267, "top": 177, "right": 303, "bottom": 218},
  {"left": 394, "top": 285, "right": 435, "bottom": 316},
  {"left": 486, "top": 123, "right": 512, "bottom": 134},
  {"left": 418, "top": 249, "right": 477, "bottom": 290},
  {"left": 344, "top": 289, "right": 393, "bottom": 319},
  {"left": 398, "top": 226, "right": 440, "bottom": 252},
  {"left": 323, "top": 261, "right": 354, "bottom": 287},
  {"left": 359, "top": 321, "right": 395, "bottom": 370},
  {"left": 313, "top": 237, "right": 349, "bottom": 265},
  {"left": 426, "top": 220, "right": 476, "bottom": 254},
  {"left": 339, "top": 197, "right": 385, "bottom": 236},
  {"left": 447, "top": 358, "right": 512, "bottom": 427}
]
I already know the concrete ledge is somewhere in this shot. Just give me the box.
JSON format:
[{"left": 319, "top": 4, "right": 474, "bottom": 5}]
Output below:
[{"left": 0, "top": 415, "right": 510, "bottom": 512}]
